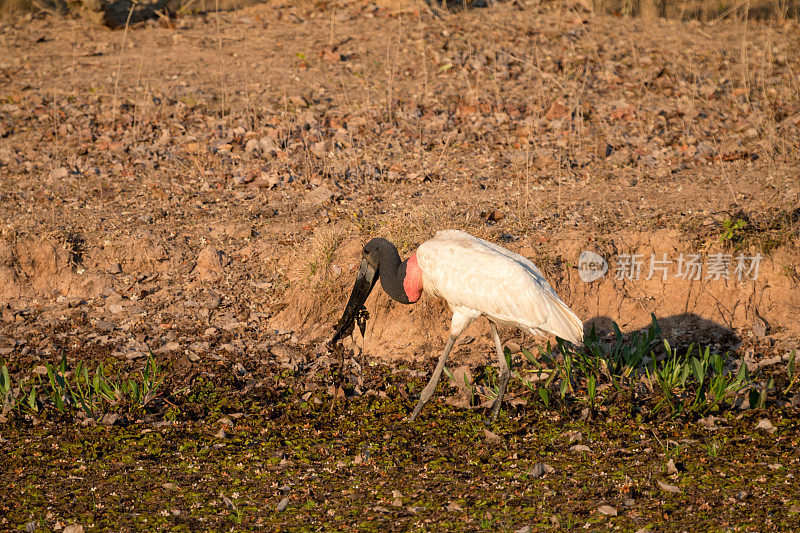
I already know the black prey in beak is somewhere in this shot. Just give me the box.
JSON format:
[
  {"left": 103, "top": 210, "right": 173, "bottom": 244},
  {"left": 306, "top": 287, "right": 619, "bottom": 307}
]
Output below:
[{"left": 329, "top": 255, "right": 378, "bottom": 346}]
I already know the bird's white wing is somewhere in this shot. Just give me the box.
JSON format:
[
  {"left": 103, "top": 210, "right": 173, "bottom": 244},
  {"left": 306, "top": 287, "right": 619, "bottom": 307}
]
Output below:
[{"left": 418, "top": 231, "right": 583, "bottom": 344}]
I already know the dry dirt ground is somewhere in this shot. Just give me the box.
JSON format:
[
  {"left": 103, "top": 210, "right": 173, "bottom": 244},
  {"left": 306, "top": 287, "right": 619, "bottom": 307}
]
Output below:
[{"left": 1, "top": 0, "right": 800, "bottom": 530}]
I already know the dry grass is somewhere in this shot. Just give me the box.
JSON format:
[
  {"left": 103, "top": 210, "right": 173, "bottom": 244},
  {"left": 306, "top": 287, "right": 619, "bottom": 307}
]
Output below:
[
  {"left": 0, "top": 0, "right": 32, "bottom": 17},
  {"left": 2, "top": 0, "right": 798, "bottom": 21}
]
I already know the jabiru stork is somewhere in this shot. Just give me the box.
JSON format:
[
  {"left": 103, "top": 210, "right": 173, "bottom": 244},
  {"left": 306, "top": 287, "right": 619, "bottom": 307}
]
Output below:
[{"left": 330, "top": 230, "right": 583, "bottom": 424}]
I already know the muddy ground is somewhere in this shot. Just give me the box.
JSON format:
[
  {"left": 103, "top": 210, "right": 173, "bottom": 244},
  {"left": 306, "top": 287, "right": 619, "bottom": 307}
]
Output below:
[{"left": 1, "top": 0, "right": 800, "bottom": 530}]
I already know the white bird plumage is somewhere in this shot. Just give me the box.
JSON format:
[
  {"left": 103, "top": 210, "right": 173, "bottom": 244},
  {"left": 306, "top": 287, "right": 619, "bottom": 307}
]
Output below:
[{"left": 417, "top": 230, "right": 584, "bottom": 345}]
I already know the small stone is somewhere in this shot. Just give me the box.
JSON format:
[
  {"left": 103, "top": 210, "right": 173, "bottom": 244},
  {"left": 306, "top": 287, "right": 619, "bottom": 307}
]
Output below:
[
  {"left": 66, "top": 297, "right": 86, "bottom": 308},
  {"left": 570, "top": 444, "right": 591, "bottom": 453},
  {"left": 307, "top": 185, "right": 334, "bottom": 204},
  {"left": 311, "top": 140, "right": 330, "bottom": 157},
  {"left": 695, "top": 141, "right": 716, "bottom": 159},
  {"left": 232, "top": 173, "right": 255, "bottom": 186},
  {"left": 63, "top": 526, "right": 84, "bottom": 533},
  {"left": 125, "top": 350, "right": 147, "bottom": 360},
  {"left": 202, "top": 292, "right": 221, "bottom": 310},
  {"left": 597, "top": 505, "right": 617, "bottom": 516},
  {"left": 321, "top": 46, "right": 342, "bottom": 62},
  {"left": 529, "top": 463, "right": 555, "bottom": 478},
  {"left": 259, "top": 172, "right": 282, "bottom": 189},
  {"left": 753, "top": 316, "right": 768, "bottom": 339},
  {"left": 276, "top": 497, "right": 289, "bottom": 512},
  {"left": 108, "top": 263, "right": 122, "bottom": 274},
  {"left": 245, "top": 139, "right": 261, "bottom": 153},
  {"left": 545, "top": 100, "right": 568, "bottom": 120},
  {"left": 49, "top": 167, "right": 69, "bottom": 181},
  {"left": 446, "top": 501, "right": 463, "bottom": 511},
  {"left": 194, "top": 246, "right": 224, "bottom": 280},
  {"left": 25, "top": 521, "right": 38, "bottom": 533},
  {"left": 698, "top": 415, "right": 720, "bottom": 429},
  {"left": 95, "top": 319, "right": 116, "bottom": 332},
  {"left": 259, "top": 137, "right": 279, "bottom": 152},
  {"left": 504, "top": 341, "right": 521, "bottom": 354},
  {"left": 156, "top": 342, "right": 181, "bottom": 354},
  {"left": 596, "top": 141, "right": 614, "bottom": 158}
]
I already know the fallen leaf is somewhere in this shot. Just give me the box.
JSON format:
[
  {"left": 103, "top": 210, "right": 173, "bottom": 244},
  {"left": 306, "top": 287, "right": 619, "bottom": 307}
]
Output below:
[
  {"left": 667, "top": 459, "right": 679, "bottom": 476},
  {"left": 484, "top": 428, "right": 502, "bottom": 443},
  {"left": 756, "top": 418, "right": 776, "bottom": 434},
  {"left": 658, "top": 480, "right": 680, "bottom": 493},
  {"left": 221, "top": 495, "right": 236, "bottom": 511},
  {"left": 446, "top": 501, "right": 463, "bottom": 511}
]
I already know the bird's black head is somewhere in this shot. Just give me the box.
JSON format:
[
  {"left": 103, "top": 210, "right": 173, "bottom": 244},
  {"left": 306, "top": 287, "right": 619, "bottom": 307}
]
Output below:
[
  {"left": 329, "top": 238, "right": 407, "bottom": 346},
  {"left": 328, "top": 240, "right": 382, "bottom": 346}
]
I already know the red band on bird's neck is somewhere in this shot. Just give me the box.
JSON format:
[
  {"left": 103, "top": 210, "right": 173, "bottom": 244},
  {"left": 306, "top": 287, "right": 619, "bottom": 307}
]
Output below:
[{"left": 403, "top": 253, "right": 423, "bottom": 303}]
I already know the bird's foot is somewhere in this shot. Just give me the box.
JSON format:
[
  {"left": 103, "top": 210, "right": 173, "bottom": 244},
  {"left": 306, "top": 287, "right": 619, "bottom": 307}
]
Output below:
[{"left": 485, "top": 399, "right": 502, "bottom": 426}]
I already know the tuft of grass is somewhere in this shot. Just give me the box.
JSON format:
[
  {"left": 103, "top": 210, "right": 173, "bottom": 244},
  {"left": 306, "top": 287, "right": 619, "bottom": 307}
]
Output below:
[
  {"left": 302, "top": 226, "right": 347, "bottom": 281},
  {"left": 2, "top": 352, "right": 165, "bottom": 420},
  {"left": 486, "top": 315, "right": 753, "bottom": 419}
]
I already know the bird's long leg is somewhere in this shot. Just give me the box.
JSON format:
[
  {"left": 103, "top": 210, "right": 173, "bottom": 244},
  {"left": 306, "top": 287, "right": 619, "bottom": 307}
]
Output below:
[
  {"left": 488, "top": 322, "right": 510, "bottom": 425},
  {"left": 408, "top": 334, "right": 458, "bottom": 422}
]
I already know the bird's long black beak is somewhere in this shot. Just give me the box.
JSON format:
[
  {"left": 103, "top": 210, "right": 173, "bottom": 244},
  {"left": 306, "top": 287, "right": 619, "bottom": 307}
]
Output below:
[{"left": 329, "top": 257, "right": 378, "bottom": 346}]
